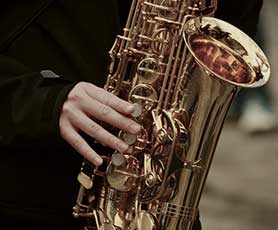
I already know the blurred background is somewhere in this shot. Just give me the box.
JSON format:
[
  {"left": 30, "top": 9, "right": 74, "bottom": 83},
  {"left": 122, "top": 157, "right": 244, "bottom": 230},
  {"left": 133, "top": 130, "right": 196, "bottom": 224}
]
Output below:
[{"left": 199, "top": 1, "right": 278, "bottom": 229}]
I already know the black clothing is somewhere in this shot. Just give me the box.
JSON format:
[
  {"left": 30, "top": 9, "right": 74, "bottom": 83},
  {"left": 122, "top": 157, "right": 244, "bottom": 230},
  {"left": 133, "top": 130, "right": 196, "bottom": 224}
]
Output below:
[
  {"left": 0, "top": 0, "right": 263, "bottom": 229},
  {"left": 0, "top": 0, "right": 120, "bottom": 228}
]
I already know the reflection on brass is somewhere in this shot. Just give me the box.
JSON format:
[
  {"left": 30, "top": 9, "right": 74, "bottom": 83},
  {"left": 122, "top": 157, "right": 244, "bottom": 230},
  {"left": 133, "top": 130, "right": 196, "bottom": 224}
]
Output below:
[
  {"left": 129, "top": 84, "right": 158, "bottom": 114},
  {"left": 99, "top": 223, "right": 116, "bottom": 230},
  {"left": 190, "top": 34, "right": 251, "bottom": 83},
  {"left": 73, "top": 1, "right": 270, "bottom": 230},
  {"left": 134, "top": 210, "right": 157, "bottom": 230},
  {"left": 106, "top": 155, "right": 140, "bottom": 192}
]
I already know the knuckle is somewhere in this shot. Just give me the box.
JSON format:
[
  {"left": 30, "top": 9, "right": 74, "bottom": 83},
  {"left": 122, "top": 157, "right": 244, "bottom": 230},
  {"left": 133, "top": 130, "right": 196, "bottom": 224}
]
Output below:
[
  {"left": 102, "top": 93, "right": 113, "bottom": 105},
  {"left": 61, "top": 103, "right": 72, "bottom": 115},
  {"left": 112, "top": 98, "right": 121, "bottom": 110},
  {"left": 88, "top": 122, "right": 101, "bottom": 136},
  {"left": 71, "top": 138, "right": 82, "bottom": 150},
  {"left": 99, "top": 104, "right": 111, "bottom": 116},
  {"left": 68, "top": 82, "right": 88, "bottom": 102},
  {"left": 77, "top": 81, "right": 88, "bottom": 89},
  {"left": 68, "top": 91, "right": 82, "bottom": 102}
]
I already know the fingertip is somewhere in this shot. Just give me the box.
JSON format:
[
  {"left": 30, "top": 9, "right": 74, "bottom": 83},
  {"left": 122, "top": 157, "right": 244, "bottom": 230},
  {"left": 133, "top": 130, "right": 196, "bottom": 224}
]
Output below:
[
  {"left": 117, "top": 141, "right": 129, "bottom": 153},
  {"left": 130, "top": 123, "right": 141, "bottom": 134},
  {"left": 126, "top": 104, "right": 136, "bottom": 114},
  {"left": 93, "top": 155, "right": 103, "bottom": 166}
]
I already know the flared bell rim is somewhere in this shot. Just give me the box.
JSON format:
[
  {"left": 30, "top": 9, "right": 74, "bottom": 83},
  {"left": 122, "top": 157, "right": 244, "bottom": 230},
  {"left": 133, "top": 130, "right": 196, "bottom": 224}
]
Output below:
[{"left": 183, "top": 16, "right": 271, "bottom": 88}]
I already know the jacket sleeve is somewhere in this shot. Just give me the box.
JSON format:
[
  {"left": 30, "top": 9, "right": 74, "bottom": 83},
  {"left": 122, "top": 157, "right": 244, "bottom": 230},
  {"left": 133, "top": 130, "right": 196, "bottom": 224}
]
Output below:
[
  {"left": 216, "top": 0, "right": 263, "bottom": 38},
  {"left": 0, "top": 54, "right": 77, "bottom": 147}
]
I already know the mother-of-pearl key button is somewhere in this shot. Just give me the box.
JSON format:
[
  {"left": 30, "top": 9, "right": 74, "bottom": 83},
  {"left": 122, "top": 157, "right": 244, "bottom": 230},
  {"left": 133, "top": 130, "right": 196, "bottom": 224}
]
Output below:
[
  {"left": 111, "top": 152, "right": 126, "bottom": 167},
  {"left": 122, "top": 132, "right": 137, "bottom": 145},
  {"left": 131, "top": 103, "right": 142, "bottom": 118}
]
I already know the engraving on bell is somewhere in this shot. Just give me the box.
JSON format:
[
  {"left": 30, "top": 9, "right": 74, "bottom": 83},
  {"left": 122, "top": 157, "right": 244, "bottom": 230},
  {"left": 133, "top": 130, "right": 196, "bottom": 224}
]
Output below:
[
  {"left": 156, "top": 128, "right": 169, "bottom": 144},
  {"left": 145, "top": 172, "right": 157, "bottom": 187}
]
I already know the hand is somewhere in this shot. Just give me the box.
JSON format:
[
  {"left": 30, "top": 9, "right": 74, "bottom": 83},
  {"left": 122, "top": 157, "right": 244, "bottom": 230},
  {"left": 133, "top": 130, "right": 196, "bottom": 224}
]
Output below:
[{"left": 59, "top": 82, "right": 141, "bottom": 166}]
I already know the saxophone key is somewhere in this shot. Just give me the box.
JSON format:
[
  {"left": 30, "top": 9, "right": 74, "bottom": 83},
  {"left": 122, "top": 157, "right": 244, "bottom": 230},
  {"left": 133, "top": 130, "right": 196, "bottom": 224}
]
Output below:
[
  {"left": 77, "top": 172, "right": 94, "bottom": 190},
  {"left": 131, "top": 103, "right": 143, "bottom": 118}
]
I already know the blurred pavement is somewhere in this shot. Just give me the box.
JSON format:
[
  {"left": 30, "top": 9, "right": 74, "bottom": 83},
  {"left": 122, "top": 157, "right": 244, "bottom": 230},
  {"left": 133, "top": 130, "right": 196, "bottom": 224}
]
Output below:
[
  {"left": 199, "top": 122, "right": 278, "bottom": 230},
  {"left": 199, "top": 1, "right": 278, "bottom": 229}
]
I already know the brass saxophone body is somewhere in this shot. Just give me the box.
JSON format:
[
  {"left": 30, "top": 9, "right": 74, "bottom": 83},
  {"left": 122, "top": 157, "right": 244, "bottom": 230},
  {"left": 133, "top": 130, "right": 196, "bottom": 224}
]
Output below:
[{"left": 73, "top": 1, "right": 270, "bottom": 229}]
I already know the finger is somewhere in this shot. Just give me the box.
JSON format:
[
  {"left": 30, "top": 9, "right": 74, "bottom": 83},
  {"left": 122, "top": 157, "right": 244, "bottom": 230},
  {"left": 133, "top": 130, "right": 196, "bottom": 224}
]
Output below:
[
  {"left": 69, "top": 109, "right": 130, "bottom": 153},
  {"left": 84, "top": 83, "right": 135, "bottom": 115},
  {"left": 81, "top": 96, "right": 141, "bottom": 135},
  {"left": 60, "top": 121, "right": 103, "bottom": 166}
]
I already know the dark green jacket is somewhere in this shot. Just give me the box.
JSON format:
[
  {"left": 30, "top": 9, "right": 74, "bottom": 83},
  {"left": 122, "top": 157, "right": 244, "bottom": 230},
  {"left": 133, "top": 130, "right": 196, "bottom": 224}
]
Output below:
[{"left": 0, "top": 0, "right": 263, "bottom": 228}]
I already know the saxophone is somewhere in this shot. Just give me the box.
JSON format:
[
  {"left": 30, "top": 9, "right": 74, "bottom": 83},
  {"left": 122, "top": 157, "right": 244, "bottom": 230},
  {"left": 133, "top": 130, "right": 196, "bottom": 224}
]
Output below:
[{"left": 73, "top": 1, "right": 270, "bottom": 229}]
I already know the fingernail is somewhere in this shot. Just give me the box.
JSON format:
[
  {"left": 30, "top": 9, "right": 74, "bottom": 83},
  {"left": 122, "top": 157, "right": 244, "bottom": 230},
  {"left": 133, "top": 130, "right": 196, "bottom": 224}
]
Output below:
[
  {"left": 95, "top": 155, "right": 103, "bottom": 166},
  {"left": 127, "top": 104, "right": 135, "bottom": 113},
  {"left": 131, "top": 103, "right": 142, "bottom": 118},
  {"left": 130, "top": 123, "right": 141, "bottom": 134},
  {"left": 118, "top": 141, "right": 129, "bottom": 152}
]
